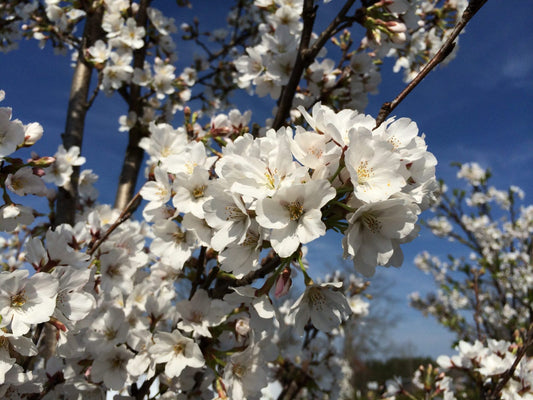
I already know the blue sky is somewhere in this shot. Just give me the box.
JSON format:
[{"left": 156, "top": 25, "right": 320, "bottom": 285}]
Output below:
[{"left": 1, "top": 1, "right": 532, "bottom": 359}]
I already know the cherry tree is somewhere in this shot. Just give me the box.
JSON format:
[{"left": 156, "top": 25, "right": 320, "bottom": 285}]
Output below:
[
  {"left": 349, "top": 165, "right": 533, "bottom": 400},
  {"left": 2, "top": 1, "right": 529, "bottom": 399}
]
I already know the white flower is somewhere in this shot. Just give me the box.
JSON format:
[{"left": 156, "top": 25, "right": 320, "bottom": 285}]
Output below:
[
  {"left": 139, "top": 122, "right": 188, "bottom": 169},
  {"left": 457, "top": 162, "right": 487, "bottom": 186},
  {"left": 345, "top": 129, "right": 404, "bottom": 203},
  {"left": 255, "top": 179, "right": 335, "bottom": 257},
  {"left": 234, "top": 47, "right": 265, "bottom": 88},
  {"left": 22, "top": 122, "right": 43, "bottom": 146},
  {"left": 0, "top": 204, "right": 34, "bottom": 232},
  {"left": 298, "top": 102, "right": 374, "bottom": 147},
  {"left": 147, "top": 7, "right": 177, "bottom": 35},
  {"left": 51, "top": 266, "right": 95, "bottom": 325},
  {"left": 101, "top": 50, "right": 134, "bottom": 91},
  {"left": 149, "top": 330, "right": 205, "bottom": 378},
  {"left": 215, "top": 129, "right": 300, "bottom": 199},
  {"left": 140, "top": 166, "right": 172, "bottom": 206},
  {"left": 87, "top": 307, "right": 129, "bottom": 353},
  {"left": 87, "top": 39, "right": 110, "bottom": 63},
  {"left": 176, "top": 289, "right": 232, "bottom": 337},
  {"left": 223, "top": 342, "right": 270, "bottom": 399},
  {"left": 289, "top": 126, "right": 341, "bottom": 172},
  {"left": 5, "top": 167, "right": 47, "bottom": 196},
  {"left": 118, "top": 111, "right": 137, "bottom": 132},
  {"left": 153, "top": 58, "right": 175, "bottom": 99},
  {"left": 0, "top": 106, "right": 25, "bottom": 158},
  {"left": 219, "top": 221, "right": 263, "bottom": 278},
  {"left": 290, "top": 282, "right": 351, "bottom": 336},
  {"left": 165, "top": 141, "right": 214, "bottom": 177},
  {"left": 150, "top": 220, "right": 196, "bottom": 269},
  {"left": 91, "top": 345, "right": 134, "bottom": 390},
  {"left": 0, "top": 270, "right": 58, "bottom": 336},
  {"left": 343, "top": 197, "right": 419, "bottom": 276},
  {"left": 172, "top": 167, "right": 211, "bottom": 218},
  {"left": 203, "top": 186, "right": 252, "bottom": 252},
  {"left": 119, "top": 17, "right": 145, "bottom": 49},
  {"left": 0, "top": 332, "right": 37, "bottom": 384},
  {"left": 42, "top": 145, "right": 86, "bottom": 187},
  {"left": 79, "top": 169, "right": 99, "bottom": 200}
]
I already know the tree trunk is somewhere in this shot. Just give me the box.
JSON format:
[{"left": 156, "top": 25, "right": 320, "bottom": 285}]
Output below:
[
  {"left": 54, "top": 4, "right": 104, "bottom": 227},
  {"left": 113, "top": 0, "right": 151, "bottom": 210}
]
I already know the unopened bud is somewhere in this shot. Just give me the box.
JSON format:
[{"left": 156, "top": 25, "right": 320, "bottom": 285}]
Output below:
[
  {"left": 385, "top": 21, "right": 407, "bottom": 33},
  {"left": 23, "top": 122, "right": 44, "bottom": 146},
  {"left": 29, "top": 156, "right": 55, "bottom": 168},
  {"left": 235, "top": 318, "right": 250, "bottom": 337},
  {"left": 274, "top": 267, "right": 292, "bottom": 299},
  {"left": 184, "top": 106, "right": 191, "bottom": 124}
]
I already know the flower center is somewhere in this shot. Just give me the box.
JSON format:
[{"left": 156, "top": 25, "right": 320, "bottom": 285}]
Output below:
[
  {"left": 173, "top": 343, "right": 185, "bottom": 355},
  {"left": 307, "top": 287, "right": 326, "bottom": 311},
  {"left": 189, "top": 310, "right": 203, "bottom": 323},
  {"left": 232, "top": 363, "right": 246, "bottom": 378},
  {"left": 287, "top": 201, "right": 304, "bottom": 221},
  {"left": 106, "top": 263, "right": 120, "bottom": 277},
  {"left": 309, "top": 146, "right": 323, "bottom": 159},
  {"left": 172, "top": 229, "right": 185, "bottom": 243},
  {"left": 225, "top": 205, "right": 245, "bottom": 221},
  {"left": 357, "top": 160, "right": 373, "bottom": 184},
  {"left": 388, "top": 136, "right": 401, "bottom": 150},
  {"left": 362, "top": 213, "right": 382, "bottom": 234},
  {"left": 11, "top": 291, "right": 26, "bottom": 308},
  {"left": 104, "top": 328, "right": 118, "bottom": 341},
  {"left": 192, "top": 185, "right": 206, "bottom": 199},
  {"left": 264, "top": 168, "right": 277, "bottom": 190},
  {"left": 10, "top": 177, "right": 23, "bottom": 191},
  {"left": 111, "top": 354, "right": 126, "bottom": 369},
  {"left": 185, "top": 162, "right": 198, "bottom": 174},
  {"left": 242, "top": 230, "right": 259, "bottom": 248}
]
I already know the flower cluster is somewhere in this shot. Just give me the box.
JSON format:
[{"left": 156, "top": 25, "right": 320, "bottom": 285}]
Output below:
[
  {"left": 0, "top": 85, "right": 435, "bottom": 397},
  {"left": 234, "top": 0, "right": 382, "bottom": 111},
  {"left": 411, "top": 163, "right": 533, "bottom": 342}
]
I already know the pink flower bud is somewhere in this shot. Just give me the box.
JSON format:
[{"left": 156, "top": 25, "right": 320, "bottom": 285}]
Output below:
[
  {"left": 29, "top": 156, "right": 55, "bottom": 168},
  {"left": 274, "top": 267, "right": 292, "bottom": 299},
  {"left": 32, "top": 167, "right": 45, "bottom": 177},
  {"left": 385, "top": 21, "right": 407, "bottom": 33}
]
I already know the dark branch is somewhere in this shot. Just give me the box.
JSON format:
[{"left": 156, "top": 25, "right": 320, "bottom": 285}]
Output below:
[{"left": 374, "top": 0, "right": 489, "bottom": 129}]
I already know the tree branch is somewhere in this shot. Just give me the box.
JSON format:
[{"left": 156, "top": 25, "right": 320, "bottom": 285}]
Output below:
[
  {"left": 374, "top": 0, "right": 489, "bottom": 129},
  {"left": 114, "top": 0, "right": 151, "bottom": 210},
  {"left": 487, "top": 325, "right": 533, "bottom": 400},
  {"left": 55, "top": 3, "right": 104, "bottom": 226},
  {"left": 87, "top": 191, "right": 142, "bottom": 256},
  {"left": 212, "top": 253, "right": 281, "bottom": 298},
  {"left": 272, "top": 0, "right": 358, "bottom": 129}
]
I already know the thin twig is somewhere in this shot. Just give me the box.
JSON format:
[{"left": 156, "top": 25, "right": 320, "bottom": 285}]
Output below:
[
  {"left": 87, "top": 191, "right": 142, "bottom": 256},
  {"left": 272, "top": 0, "right": 358, "bottom": 129},
  {"left": 374, "top": 0, "right": 489, "bottom": 129},
  {"left": 189, "top": 246, "right": 207, "bottom": 300},
  {"left": 488, "top": 326, "right": 533, "bottom": 400},
  {"left": 472, "top": 269, "right": 483, "bottom": 341},
  {"left": 85, "top": 70, "right": 102, "bottom": 110}
]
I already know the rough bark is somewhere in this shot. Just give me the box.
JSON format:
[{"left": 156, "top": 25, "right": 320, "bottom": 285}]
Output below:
[
  {"left": 54, "top": 3, "right": 104, "bottom": 227},
  {"left": 113, "top": 0, "right": 151, "bottom": 210}
]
